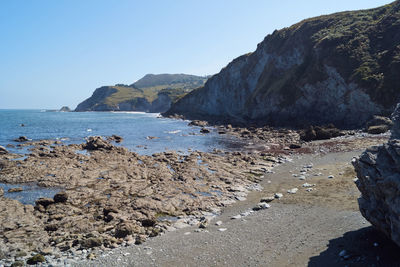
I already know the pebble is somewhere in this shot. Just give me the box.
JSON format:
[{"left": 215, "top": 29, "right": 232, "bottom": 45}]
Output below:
[
  {"left": 235, "top": 196, "right": 247, "bottom": 201},
  {"left": 257, "top": 203, "right": 270, "bottom": 209},
  {"left": 305, "top": 188, "right": 314, "bottom": 192},
  {"left": 218, "top": 228, "right": 227, "bottom": 232},
  {"left": 231, "top": 215, "right": 242, "bottom": 220},
  {"left": 260, "top": 196, "right": 274, "bottom": 203},
  {"left": 287, "top": 188, "right": 298, "bottom": 194},
  {"left": 215, "top": 221, "right": 222, "bottom": 226},
  {"left": 302, "top": 183, "right": 316, "bottom": 188},
  {"left": 299, "top": 175, "right": 306, "bottom": 180},
  {"left": 240, "top": 211, "right": 252, "bottom": 217},
  {"left": 274, "top": 193, "right": 283, "bottom": 199},
  {"left": 328, "top": 175, "right": 334, "bottom": 179},
  {"left": 184, "top": 232, "right": 191, "bottom": 235}
]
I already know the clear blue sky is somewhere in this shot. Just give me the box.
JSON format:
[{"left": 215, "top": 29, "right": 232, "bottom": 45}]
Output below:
[{"left": 0, "top": 0, "right": 393, "bottom": 109}]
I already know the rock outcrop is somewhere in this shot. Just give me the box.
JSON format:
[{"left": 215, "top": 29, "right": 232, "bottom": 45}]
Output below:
[
  {"left": 59, "top": 106, "right": 71, "bottom": 112},
  {"left": 75, "top": 74, "right": 208, "bottom": 112},
  {"left": 166, "top": 2, "right": 400, "bottom": 128},
  {"left": 300, "top": 125, "right": 343, "bottom": 141},
  {"left": 0, "top": 146, "right": 8, "bottom": 155},
  {"left": 0, "top": 136, "right": 278, "bottom": 258},
  {"left": 366, "top": 115, "right": 393, "bottom": 134},
  {"left": 353, "top": 103, "right": 400, "bottom": 246},
  {"left": 82, "top": 136, "right": 113, "bottom": 151}
]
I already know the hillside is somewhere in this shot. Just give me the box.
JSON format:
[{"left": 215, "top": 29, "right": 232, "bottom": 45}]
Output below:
[
  {"left": 75, "top": 74, "right": 208, "bottom": 112},
  {"left": 165, "top": 1, "right": 400, "bottom": 128}
]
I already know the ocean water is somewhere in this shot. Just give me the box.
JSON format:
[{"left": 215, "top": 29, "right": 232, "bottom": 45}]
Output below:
[
  {"left": 0, "top": 182, "right": 60, "bottom": 205},
  {"left": 0, "top": 109, "right": 246, "bottom": 204},
  {"left": 0, "top": 109, "right": 243, "bottom": 155}
]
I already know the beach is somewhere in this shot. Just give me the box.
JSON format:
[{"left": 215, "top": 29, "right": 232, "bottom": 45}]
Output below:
[{"left": 0, "top": 113, "right": 396, "bottom": 266}]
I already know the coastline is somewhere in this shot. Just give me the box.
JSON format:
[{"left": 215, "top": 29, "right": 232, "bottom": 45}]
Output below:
[
  {"left": 0, "top": 123, "right": 392, "bottom": 266},
  {"left": 77, "top": 136, "right": 399, "bottom": 267}
]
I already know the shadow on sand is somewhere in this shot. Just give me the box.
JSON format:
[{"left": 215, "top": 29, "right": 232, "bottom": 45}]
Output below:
[{"left": 308, "top": 226, "right": 400, "bottom": 267}]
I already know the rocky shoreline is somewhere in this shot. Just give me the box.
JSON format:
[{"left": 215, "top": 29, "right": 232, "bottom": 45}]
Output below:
[
  {"left": 75, "top": 132, "right": 394, "bottom": 267},
  {"left": 0, "top": 126, "right": 391, "bottom": 266},
  {"left": 0, "top": 134, "right": 293, "bottom": 266}
]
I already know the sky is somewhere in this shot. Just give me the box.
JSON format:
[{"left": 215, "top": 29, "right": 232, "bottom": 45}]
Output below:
[{"left": 0, "top": 0, "right": 393, "bottom": 109}]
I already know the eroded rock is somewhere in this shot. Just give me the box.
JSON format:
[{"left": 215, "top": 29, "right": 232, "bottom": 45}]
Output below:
[
  {"left": 35, "top": 198, "right": 54, "bottom": 208},
  {"left": 188, "top": 120, "right": 208, "bottom": 127},
  {"left": 26, "top": 254, "right": 45, "bottom": 265},
  {"left": 300, "top": 125, "right": 343, "bottom": 141},
  {"left": 367, "top": 125, "right": 389, "bottom": 134},
  {"left": 8, "top": 187, "right": 23, "bottom": 193},
  {"left": 107, "top": 135, "right": 123, "bottom": 143},
  {"left": 83, "top": 136, "right": 113, "bottom": 150},
  {"left": 0, "top": 146, "right": 8, "bottom": 155},
  {"left": 366, "top": 115, "right": 393, "bottom": 129},
  {"left": 0, "top": 137, "right": 274, "bottom": 258},
  {"left": 53, "top": 192, "right": 68, "bottom": 203},
  {"left": 200, "top": 128, "right": 210, "bottom": 134},
  {"left": 14, "top": 136, "right": 28, "bottom": 142},
  {"left": 353, "top": 104, "right": 400, "bottom": 247}
]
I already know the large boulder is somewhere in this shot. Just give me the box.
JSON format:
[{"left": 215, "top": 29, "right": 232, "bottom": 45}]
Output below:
[
  {"left": 367, "top": 125, "right": 389, "bottom": 134},
  {"left": 366, "top": 115, "right": 393, "bottom": 128},
  {"left": 366, "top": 115, "right": 393, "bottom": 134},
  {"left": 300, "top": 125, "right": 342, "bottom": 141},
  {"left": 353, "top": 104, "right": 400, "bottom": 246},
  {"left": 83, "top": 136, "right": 113, "bottom": 151}
]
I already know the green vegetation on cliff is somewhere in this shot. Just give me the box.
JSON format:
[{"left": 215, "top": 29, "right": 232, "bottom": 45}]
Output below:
[
  {"left": 166, "top": 1, "right": 400, "bottom": 128},
  {"left": 75, "top": 74, "right": 208, "bottom": 112}
]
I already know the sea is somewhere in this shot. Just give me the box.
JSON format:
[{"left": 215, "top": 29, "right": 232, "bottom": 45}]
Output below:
[
  {"left": 0, "top": 109, "right": 243, "bottom": 156},
  {"left": 0, "top": 109, "right": 245, "bottom": 204}
]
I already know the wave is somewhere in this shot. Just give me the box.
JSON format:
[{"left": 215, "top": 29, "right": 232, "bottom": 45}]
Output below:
[{"left": 166, "top": 130, "right": 182, "bottom": 134}]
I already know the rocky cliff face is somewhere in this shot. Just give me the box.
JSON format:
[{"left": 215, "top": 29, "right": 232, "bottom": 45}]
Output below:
[
  {"left": 75, "top": 86, "right": 118, "bottom": 111},
  {"left": 353, "top": 103, "right": 400, "bottom": 246},
  {"left": 166, "top": 1, "right": 400, "bottom": 128},
  {"left": 75, "top": 74, "right": 208, "bottom": 112}
]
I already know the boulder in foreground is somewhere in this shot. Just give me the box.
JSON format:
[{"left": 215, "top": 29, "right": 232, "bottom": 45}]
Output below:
[{"left": 353, "top": 104, "right": 400, "bottom": 246}]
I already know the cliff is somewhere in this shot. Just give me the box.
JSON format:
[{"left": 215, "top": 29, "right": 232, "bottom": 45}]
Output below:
[
  {"left": 75, "top": 74, "right": 208, "bottom": 112},
  {"left": 166, "top": 1, "right": 400, "bottom": 128}
]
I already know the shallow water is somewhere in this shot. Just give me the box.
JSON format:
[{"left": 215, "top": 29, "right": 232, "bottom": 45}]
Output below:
[
  {"left": 0, "top": 109, "right": 245, "bottom": 155},
  {"left": 0, "top": 110, "right": 246, "bottom": 204},
  {"left": 0, "top": 183, "right": 60, "bottom": 205}
]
